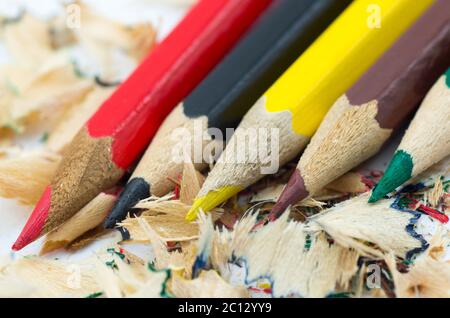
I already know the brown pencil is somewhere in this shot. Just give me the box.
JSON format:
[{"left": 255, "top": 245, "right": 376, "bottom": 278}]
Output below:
[
  {"left": 370, "top": 67, "right": 450, "bottom": 202},
  {"left": 271, "top": 0, "right": 450, "bottom": 218}
]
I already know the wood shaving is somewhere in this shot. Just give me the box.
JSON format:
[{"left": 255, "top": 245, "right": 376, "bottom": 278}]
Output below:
[
  {"left": 46, "top": 86, "right": 114, "bottom": 153},
  {"left": 169, "top": 270, "right": 249, "bottom": 298},
  {"left": 309, "top": 193, "right": 423, "bottom": 259},
  {"left": 2, "top": 14, "right": 52, "bottom": 67},
  {"left": 206, "top": 213, "right": 359, "bottom": 297},
  {"left": 41, "top": 193, "right": 117, "bottom": 254},
  {"left": 0, "top": 257, "right": 99, "bottom": 297},
  {"left": 0, "top": 151, "right": 61, "bottom": 205}
]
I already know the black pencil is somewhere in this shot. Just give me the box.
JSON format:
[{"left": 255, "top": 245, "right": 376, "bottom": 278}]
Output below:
[{"left": 104, "top": 0, "right": 352, "bottom": 229}]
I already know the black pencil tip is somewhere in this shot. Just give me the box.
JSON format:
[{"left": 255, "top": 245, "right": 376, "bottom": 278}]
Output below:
[{"left": 104, "top": 178, "right": 150, "bottom": 229}]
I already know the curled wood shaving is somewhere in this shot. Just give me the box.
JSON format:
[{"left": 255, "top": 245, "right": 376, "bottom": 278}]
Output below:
[
  {"left": 309, "top": 193, "right": 423, "bottom": 259},
  {"left": 180, "top": 159, "right": 205, "bottom": 205},
  {"left": 425, "top": 177, "right": 444, "bottom": 209},
  {"left": 46, "top": 86, "right": 114, "bottom": 153},
  {"left": 67, "top": 226, "right": 112, "bottom": 251},
  {"left": 0, "top": 257, "right": 99, "bottom": 298},
  {"left": 74, "top": 2, "right": 155, "bottom": 81},
  {"left": 169, "top": 270, "right": 249, "bottom": 298},
  {"left": 41, "top": 193, "right": 117, "bottom": 254},
  {"left": 121, "top": 197, "right": 222, "bottom": 243},
  {"left": 123, "top": 214, "right": 199, "bottom": 243},
  {"left": 387, "top": 240, "right": 450, "bottom": 298},
  {"left": 122, "top": 161, "right": 219, "bottom": 244},
  {"left": 0, "top": 151, "right": 61, "bottom": 205},
  {"left": 127, "top": 218, "right": 196, "bottom": 279},
  {"left": 135, "top": 217, "right": 181, "bottom": 270},
  {"left": 206, "top": 213, "right": 359, "bottom": 297},
  {"left": 92, "top": 251, "right": 168, "bottom": 298},
  {"left": 11, "top": 55, "right": 93, "bottom": 130},
  {"left": 2, "top": 14, "right": 52, "bottom": 67}
]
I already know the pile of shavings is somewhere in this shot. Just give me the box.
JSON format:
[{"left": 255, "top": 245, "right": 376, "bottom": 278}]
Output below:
[
  {"left": 0, "top": 2, "right": 449, "bottom": 299},
  {"left": 0, "top": 4, "right": 155, "bottom": 206},
  {"left": 1, "top": 153, "right": 447, "bottom": 297}
]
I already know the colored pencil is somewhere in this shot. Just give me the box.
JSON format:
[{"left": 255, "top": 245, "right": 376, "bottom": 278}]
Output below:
[
  {"left": 272, "top": 0, "right": 450, "bottom": 217},
  {"left": 104, "top": 0, "right": 353, "bottom": 229},
  {"left": 370, "top": 67, "right": 450, "bottom": 203},
  {"left": 186, "top": 0, "right": 434, "bottom": 221},
  {"left": 12, "top": 0, "right": 272, "bottom": 251}
]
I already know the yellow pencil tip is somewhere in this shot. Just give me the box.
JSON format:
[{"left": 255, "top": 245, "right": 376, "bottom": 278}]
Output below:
[{"left": 186, "top": 186, "right": 243, "bottom": 221}]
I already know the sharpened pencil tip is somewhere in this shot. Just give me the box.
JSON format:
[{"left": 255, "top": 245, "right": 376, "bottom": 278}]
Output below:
[
  {"left": 367, "top": 194, "right": 380, "bottom": 204},
  {"left": 13, "top": 186, "right": 53, "bottom": 251},
  {"left": 186, "top": 186, "right": 243, "bottom": 222},
  {"left": 104, "top": 178, "right": 150, "bottom": 229},
  {"left": 270, "top": 169, "right": 309, "bottom": 219},
  {"left": 369, "top": 150, "right": 413, "bottom": 203}
]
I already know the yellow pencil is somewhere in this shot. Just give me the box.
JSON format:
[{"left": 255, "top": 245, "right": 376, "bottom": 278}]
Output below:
[{"left": 187, "top": 0, "right": 434, "bottom": 221}]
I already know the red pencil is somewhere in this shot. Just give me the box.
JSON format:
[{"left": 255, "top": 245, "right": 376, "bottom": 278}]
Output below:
[{"left": 13, "top": 0, "right": 272, "bottom": 251}]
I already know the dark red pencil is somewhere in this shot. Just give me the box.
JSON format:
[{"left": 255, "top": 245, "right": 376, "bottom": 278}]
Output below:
[{"left": 13, "top": 0, "right": 272, "bottom": 251}]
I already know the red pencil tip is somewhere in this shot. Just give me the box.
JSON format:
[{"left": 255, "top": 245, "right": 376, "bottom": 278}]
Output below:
[
  {"left": 12, "top": 186, "right": 52, "bottom": 251},
  {"left": 270, "top": 170, "right": 309, "bottom": 219}
]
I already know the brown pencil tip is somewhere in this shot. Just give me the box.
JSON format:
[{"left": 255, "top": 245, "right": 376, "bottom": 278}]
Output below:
[{"left": 270, "top": 169, "right": 309, "bottom": 219}]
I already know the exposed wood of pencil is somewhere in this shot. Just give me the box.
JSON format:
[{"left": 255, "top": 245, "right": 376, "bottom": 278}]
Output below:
[
  {"left": 104, "top": 0, "right": 353, "bottom": 229},
  {"left": 40, "top": 192, "right": 117, "bottom": 255},
  {"left": 12, "top": 0, "right": 273, "bottom": 251},
  {"left": 272, "top": 0, "right": 450, "bottom": 216},
  {"left": 370, "top": 68, "right": 450, "bottom": 202},
  {"left": 186, "top": 0, "right": 434, "bottom": 221}
]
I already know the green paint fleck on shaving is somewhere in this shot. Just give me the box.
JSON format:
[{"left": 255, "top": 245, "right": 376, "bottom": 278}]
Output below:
[
  {"left": 304, "top": 234, "right": 312, "bottom": 251},
  {"left": 40, "top": 132, "right": 49, "bottom": 143},
  {"left": 107, "top": 247, "right": 125, "bottom": 260},
  {"left": 105, "top": 260, "right": 118, "bottom": 270},
  {"left": 369, "top": 150, "right": 413, "bottom": 203},
  {"left": 148, "top": 263, "right": 174, "bottom": 298},
  {"left": 86, "top": 292, "right": 103, "bottom": 298}
]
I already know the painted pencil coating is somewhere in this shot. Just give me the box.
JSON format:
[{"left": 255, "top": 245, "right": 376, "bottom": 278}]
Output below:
[
  {"left": 272, "top": 0, "right": 450, "bottom": 217},
  {"left": 183, "top": 0, "right": 352, "bottom": 132},
  {"left": 370, "top": 67, "right": 450, "bottom": 202},
  {"left": 88, "top": 0, "right": 273, "bottom": 169},
  {"left": 187, "top": 0, "right": 434, "bottom": 221},
  {"left": 347, "top": 0, "right": 450, "bottom": 129},
  {"left": 13, "top": 0, "right": 272, "bottom": 250},
  {"left": 105, "top": 0, "right": 352, "bottom": 228},
  {"left": 264, "top": 0, "right": 434, "bottom": 137}
]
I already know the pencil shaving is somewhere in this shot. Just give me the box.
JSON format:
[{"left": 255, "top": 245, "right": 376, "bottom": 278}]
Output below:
[
  {"left": 0, "top": 151, "right": 60, "bottom": 205},
  {"left": 169, "top": 270, "right": 249, "bottom": 298},
  {"left": 92, "top": 247, "right": 169, "bottom": 298},
  {"left": 205, "top": 213, "right": 359, "bottom": 297},
  {"left": 0, "top": 257, "right": 98, "bottom": 297},
  {"left": 41, "top": 192, "right": 117, "bottom": 254},
  {"left": 46, "top": 86, "right": 114, "bottom": 153},
  {"left": 386, "top": 236, "right": 450, "bottom": 298},
  {"left": 2, "top": 14, "right": 52, "bottom": 67},
  {"left": 73, "top": 2, "right": 155, "bottom": 81}
]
